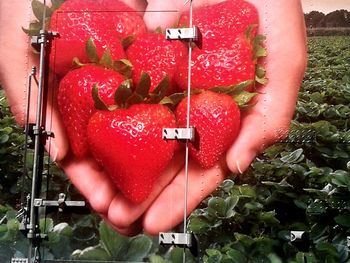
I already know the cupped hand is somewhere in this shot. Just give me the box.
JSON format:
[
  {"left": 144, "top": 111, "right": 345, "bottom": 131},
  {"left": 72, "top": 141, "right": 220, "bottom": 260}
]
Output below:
[{"left": 0, "top": 0, "right": 307, "bottom": 236}]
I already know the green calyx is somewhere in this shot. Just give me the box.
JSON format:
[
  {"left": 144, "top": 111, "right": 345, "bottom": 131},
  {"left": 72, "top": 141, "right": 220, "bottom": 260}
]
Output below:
[
  {"left": 92, "top": 72, "right": 170, "bottom": 111},
  {"left": 73, "top": 38, "right": 133, "bottom": 79},
  {"left": 23, "top": 0, "right": 66, "bottom": 36},
  {"left": 244, "top": 25, "right": 268, "bottom": 87},
  {"left": 253, "top": 34, "right": 268, "bottom": 86},
  {"left": 121, "top": 35, "right": 135, "bottom": 50},
  {"left": 210, "top": 80, "right": 258, "bottom": 108}
]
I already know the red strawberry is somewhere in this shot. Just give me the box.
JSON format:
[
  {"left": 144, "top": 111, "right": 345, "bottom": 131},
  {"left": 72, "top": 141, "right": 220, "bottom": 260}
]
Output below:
[
  {"left": 49, "top": 0, "right": 146, "bottom": 77},
  {"left": 126, "top": 33, "right": 187, "bottom": 94},
  {"left": 58, "top": 65, "right": 125, "bottom": 158},
  {"left": 176, "top": 34, "right": 255, "bottom": 90},
  {"left": 178, "top": 0, "right": 258, "bottom": 47},
  {"left": 176, "top": 0, "right": 258, "bottom": 91},
  {"left": 175, "top": 91, "right": 240, "bottom": 169},
  {"left": 87, "top": 104, "right": 177, "bottom": 203}
]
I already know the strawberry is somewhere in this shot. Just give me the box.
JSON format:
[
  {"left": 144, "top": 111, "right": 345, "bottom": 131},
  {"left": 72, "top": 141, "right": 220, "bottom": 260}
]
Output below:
[
  {"left": 178, "top": 0, "right": 258, "bottom": 47},
  {"left": 126, "top": 33, "right": 187, "bottom": 94},
  {"left": 58, "top": 65, "right": 125, "bottom": 158},
  {"left": 87, "top": 104, "right": 177, "bottom": 203},
  {"left": 175, "top": 90, "right": 240, "bottom": 169},
  {"left": 49, "top": 0, "right": 146, "bottom": 77},
  {"left": 176, "top": 34, "right": 256, "bottom": 91},
  {"left": 175, "top": 0, "right": 259, "bottom": 91}
]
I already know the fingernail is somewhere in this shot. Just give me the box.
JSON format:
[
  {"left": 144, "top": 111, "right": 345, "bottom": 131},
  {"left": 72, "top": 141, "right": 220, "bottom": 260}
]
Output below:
[{"left": 236, "top": 159, "right": 243, "bottom": 174}]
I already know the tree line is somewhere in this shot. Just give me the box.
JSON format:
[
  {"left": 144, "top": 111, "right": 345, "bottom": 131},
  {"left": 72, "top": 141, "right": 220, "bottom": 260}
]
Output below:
[{"left": 304, "top": 9, "right": 350, "bottom": 28}]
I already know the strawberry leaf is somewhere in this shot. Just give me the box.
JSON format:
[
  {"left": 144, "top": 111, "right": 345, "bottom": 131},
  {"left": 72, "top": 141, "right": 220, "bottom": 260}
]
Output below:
[
  {"left": 255, "top": 75, "right": 268, "bottom": 85},
  {"left": 92, "top": 84, "right": 117, "bottom": 111},
  {"left": 100, "top": 48, "right": 114, "bottom": 69},
  {"left": 32, "top": 0, "right": 51, "bottom": 21},
  {"left": 154, "top": 27, "right": 164, "bottom": 34},
  {"left": 210, "top": 86, "right": 232, "bottom": 94},
  {"left": 255, "top": 63, "right": 268, "bottom": 85},
  {"left": 113, "top": 59, "right": 133, "bottom": 79},
  {"left": 230, "top": 80, "right": 254, "bottom": 94},
  {"left": 210, "top": 80, "right": 253, "bottom": 95},
  {"left": 160, "top": 93, "right": 185, "bottom": 107},
  {"left": 244, "top": 24, "right": 258, "bottom": 41},
  {"left": 253, "top": 35, "right": 267, "bottom": 60},
  {"left": 135, "top": 72, "right": 151, "bottom": 99},
  {"left": 149, "top": 75, "right": 169, "bottom": 104},
  {"left": 233, "top": 91, "right": 258, "bottom": 107},
  {"left": 72, "top": 57, "right": 87, "bottom": 68},
  {"left": 256, "top": 64, "right": 266, "bottom": 79},
  {"left": 114, "top": 79, "right": 133, "bottom": 108},
  {"left": 22, "top": 21, "right": 42, "bottom": 36},
  {"left": 121, "top": 35, "right": 135, "bottom": 50},
  {"left": 50, "top": 0, "right": 65, "bottom": 12},
  {"left": 126, "top": 94, "right": 144, "bottom": 106},
  {"left": 254, "top": 44, "right": 267, "bottom": 59},
  {"left": 86, "top": 38, "right": 99, "bottom": 63}
]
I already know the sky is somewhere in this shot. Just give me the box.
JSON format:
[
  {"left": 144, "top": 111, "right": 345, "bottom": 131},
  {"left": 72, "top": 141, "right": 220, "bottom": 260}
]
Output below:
[{"left": 301, "top": 0, "right": 350, "bottom": 14}]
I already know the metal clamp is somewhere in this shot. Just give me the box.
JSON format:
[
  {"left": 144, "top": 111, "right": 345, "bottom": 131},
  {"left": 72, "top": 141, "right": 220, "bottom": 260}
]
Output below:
[
  {"left": 166, "top": 26, "right": 199, "bottom": 41},
  {"left": 31, "top": 30, "right": 59, "bottom": 51},
  {"left": 11, "top": 258, "right": 28, "bottom": 263},
  {"left": 34, "top": 193, "right": 85, "bottom": 213},
  {"left": 290, "top": 230, "right": 310, "bottom": 252},
  {"left": 159, "top": 232, "right": 193, "bottom": 247},
  {"left": 162, "top": 128, "right": 195, "bottom": 141},
  {"left": 290, "top": 231, "right": 306, "bottom": 242}
]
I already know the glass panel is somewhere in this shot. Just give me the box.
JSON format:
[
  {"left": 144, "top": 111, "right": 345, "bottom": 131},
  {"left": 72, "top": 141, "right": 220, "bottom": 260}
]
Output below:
[{"left": 0, "top": 0, "right": 349, "bottom": 262}]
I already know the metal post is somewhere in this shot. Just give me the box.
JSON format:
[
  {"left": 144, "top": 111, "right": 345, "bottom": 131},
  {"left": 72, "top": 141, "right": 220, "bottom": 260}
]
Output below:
[{"left": 28, "top": 1, "right": 48, "bottom": 262}]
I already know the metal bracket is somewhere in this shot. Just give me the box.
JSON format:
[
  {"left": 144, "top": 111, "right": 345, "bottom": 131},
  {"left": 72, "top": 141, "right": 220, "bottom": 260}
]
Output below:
[
  {"left": 34, "top": 193, "right": 85, "bottom": 213},
  {"left": 11, "top": 258, "right": 28, "bottom": 263},
  {"left": 26, "top": 124, "right": 54, "bottom": 146},
  {"left": 166, "top": 26, "right": 199, "bottom": 42},
  {"left": 159, "top": 232, "right": 198, "bottom": 257},
  {"left": 290, "top": 230, "right": 310, "bottom": 252},
  {"left": 31, "top": 30, "right": 59, "bottom": 52},
  {"left": 159, "top": 232, "right": 193, "bottom": 247},
  {"left": 290, "top": 231, "right": 306, "bottom": 242},
  {"left": 162, "top": 128, "right": 195, "bottom": 141}
]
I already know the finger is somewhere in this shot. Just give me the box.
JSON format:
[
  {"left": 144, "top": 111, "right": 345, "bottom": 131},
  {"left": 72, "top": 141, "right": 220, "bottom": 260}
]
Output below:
[
  {"left": 101, "top": 215, "right": 143, "bottom": 237},
  {"left": 107, "top": 152, "right": 184, "bottom": 228},
  {"left": 226, "top": 108, "right": 290, "bottom": 174},
  {"left": 44, "top": 75, "right": 70, "bottom": 161},
  {"left": 60, "top": 155, "right": 117, "bottom": 214},
  {"left": 143, "top": 159, "right": 226, "bottom": 235},
  {"left": 119, "top": 0, "right": 147, "bottom": 12}
]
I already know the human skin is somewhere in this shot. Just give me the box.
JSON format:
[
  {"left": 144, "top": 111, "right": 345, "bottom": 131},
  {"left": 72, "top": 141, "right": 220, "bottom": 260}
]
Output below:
[{"left": 0, "top": 0, "right": 307, "bottom": 236}]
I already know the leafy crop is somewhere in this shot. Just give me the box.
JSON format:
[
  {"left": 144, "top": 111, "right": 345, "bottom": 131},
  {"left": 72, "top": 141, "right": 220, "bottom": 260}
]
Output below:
[
  {"left": 188, "top": 36, "right": 350, "bottom": 263},
  {"left": 0, "top": 36, "right": 349, "bottom": 262}
]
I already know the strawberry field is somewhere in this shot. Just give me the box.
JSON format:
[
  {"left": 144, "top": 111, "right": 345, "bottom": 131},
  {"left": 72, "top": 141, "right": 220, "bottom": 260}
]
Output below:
[{"left": 0, "top": 34, "right": 349, "bottom": 262}]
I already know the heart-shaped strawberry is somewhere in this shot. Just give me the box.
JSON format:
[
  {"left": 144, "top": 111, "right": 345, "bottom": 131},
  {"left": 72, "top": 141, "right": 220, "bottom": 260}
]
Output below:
[{"left": 87, "top": 103, "right": 177, "bottom": 203}]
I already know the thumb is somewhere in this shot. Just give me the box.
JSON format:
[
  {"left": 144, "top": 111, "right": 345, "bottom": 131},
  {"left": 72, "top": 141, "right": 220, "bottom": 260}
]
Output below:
[{"left": 226, "top": 110, "right": 290, "bottom": 174}]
